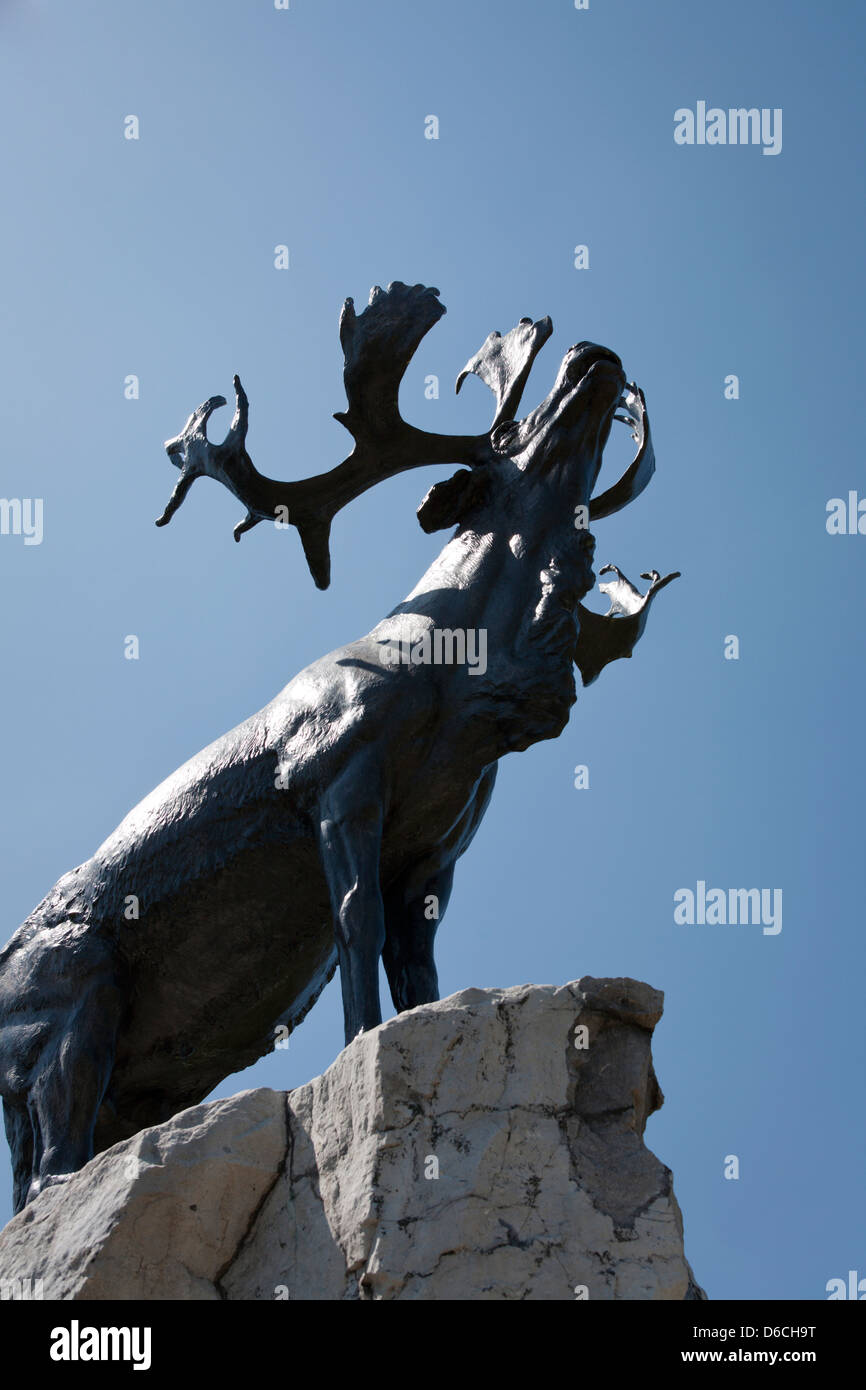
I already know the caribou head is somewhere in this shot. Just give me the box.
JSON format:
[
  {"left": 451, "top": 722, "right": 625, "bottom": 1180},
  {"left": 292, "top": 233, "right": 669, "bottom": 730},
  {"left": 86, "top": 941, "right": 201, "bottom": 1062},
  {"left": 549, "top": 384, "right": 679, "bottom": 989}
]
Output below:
[{"left": 158, "top": 281, "right": 659, "bottom": 591}]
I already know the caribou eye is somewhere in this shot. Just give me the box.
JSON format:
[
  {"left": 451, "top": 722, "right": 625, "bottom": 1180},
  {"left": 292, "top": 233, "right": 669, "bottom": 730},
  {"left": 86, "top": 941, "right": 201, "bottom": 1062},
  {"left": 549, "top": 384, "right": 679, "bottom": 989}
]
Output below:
[{"left": 491, "top": 421, "right": 521, "bottom": 455}]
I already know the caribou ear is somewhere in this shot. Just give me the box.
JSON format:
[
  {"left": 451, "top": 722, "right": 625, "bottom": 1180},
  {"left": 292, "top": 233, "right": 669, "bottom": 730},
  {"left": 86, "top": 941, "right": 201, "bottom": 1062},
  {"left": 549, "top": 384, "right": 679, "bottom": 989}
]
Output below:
[{"left": 417, "top": 467, "right": 490, "bottom": 533}]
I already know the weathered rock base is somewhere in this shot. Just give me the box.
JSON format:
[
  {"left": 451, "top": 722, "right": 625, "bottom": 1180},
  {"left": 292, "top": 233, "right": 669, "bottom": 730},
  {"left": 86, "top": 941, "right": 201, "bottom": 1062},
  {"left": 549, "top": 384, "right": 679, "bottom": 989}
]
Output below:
[{"left": 0, "top": 978, "right": 706, "bottom": 1300}]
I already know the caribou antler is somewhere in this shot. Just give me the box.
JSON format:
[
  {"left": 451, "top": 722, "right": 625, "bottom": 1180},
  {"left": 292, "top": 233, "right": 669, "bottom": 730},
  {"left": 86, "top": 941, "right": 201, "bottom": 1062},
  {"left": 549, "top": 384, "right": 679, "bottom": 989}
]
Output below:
[
  {"left": 159, "top": 282, "right": 490, "bottom": 589},
  {"left": 456, "top": 315, "right": 553, "bottom": 428},
  {"left": 589, "top": 383, "right": 655, "bottom": 520},
  {"left": 574, "top": 564, "right": 681, "bottom": 686},
  {"left": 159, "top": 281, "right": 658, "bottom": 587}
]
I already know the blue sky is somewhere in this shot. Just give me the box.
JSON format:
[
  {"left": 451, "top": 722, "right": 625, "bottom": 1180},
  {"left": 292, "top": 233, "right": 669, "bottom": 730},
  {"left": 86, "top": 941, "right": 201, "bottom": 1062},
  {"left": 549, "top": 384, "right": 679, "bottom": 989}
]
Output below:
[{"left": 0, "top": 0, "right": 863, "bottom": 1298}]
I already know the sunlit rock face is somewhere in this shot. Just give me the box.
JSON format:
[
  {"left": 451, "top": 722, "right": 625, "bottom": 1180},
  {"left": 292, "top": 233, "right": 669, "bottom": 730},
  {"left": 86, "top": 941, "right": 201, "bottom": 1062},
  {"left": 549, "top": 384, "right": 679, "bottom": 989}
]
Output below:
[{"left": 0, "top": 977, "right": 705, "bottom": 1302}]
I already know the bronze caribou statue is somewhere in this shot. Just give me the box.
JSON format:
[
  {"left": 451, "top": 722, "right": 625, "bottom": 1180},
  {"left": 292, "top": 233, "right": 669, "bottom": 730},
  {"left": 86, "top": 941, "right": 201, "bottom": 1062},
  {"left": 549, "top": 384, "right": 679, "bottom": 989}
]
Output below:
[{"left": 0, "top": 282, "right": 678, "bottom": 1212}]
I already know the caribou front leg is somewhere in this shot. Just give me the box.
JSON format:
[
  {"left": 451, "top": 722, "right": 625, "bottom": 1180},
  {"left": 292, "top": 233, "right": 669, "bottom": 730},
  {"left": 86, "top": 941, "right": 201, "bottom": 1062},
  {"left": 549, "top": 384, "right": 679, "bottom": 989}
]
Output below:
[
  {"left": 382, "top": 862, "right": 455, "bottom": 1013},
  {"left": 319, "top": 772, "right": 386, "bottom": 1045}
]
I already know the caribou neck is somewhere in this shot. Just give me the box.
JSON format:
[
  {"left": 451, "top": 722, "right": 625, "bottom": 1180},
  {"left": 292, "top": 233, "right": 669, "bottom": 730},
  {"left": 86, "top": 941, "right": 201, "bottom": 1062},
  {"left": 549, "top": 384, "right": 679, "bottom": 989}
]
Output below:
[{"left": 373, "top": 504, "right": 592, "bottom": 752}]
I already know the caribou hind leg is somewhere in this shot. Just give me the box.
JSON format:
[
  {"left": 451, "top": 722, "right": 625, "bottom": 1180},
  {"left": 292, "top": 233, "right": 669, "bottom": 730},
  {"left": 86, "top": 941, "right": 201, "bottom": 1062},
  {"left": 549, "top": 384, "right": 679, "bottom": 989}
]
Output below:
[
  {"left": 7, "top": 937, "right": 126, "bottom": 1208},
  {"left": 2, "top": 1098, "right": 33, "bottom": 1216},
  {"left": 24, "top": 978, "right": 123, "bottom": 1205}
]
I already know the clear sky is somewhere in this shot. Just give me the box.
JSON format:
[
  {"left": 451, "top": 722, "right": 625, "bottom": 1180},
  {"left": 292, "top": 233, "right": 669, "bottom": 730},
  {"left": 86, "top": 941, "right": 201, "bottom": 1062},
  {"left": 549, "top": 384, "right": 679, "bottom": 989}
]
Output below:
[{"left": 0, "top": 0, "right": 863, "bottom": 1299}]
